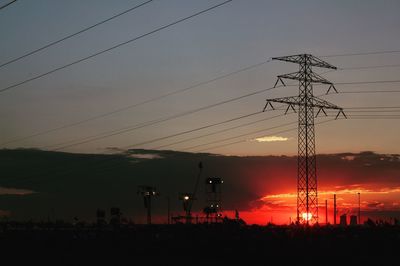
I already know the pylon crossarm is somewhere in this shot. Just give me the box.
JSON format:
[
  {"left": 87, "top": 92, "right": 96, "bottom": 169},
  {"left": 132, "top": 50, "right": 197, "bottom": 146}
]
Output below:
[
  {"left": 277, "top": 71, "right": 333, "bottom": 84},
  {"left": 272, "top": 54, "right": 304, "bottom": 64},
  {"left": 272, "top": 54, "right": 337, "bottom": 69},
  {"left": 308, "top": 72, "right": 334, "bottom": 84},
  {"left": 265, "top": 96, "right": 301, "bottom": 107},
  {"left": 278, "top": 72, "right": 302, "bottom": 82},
  {"left": 311, "top": 96, "right": 342, "bottom": 110},
  {"left": 266, "top": 96, "right": 341, "bottom": 111},
  {"left": 308, "top": 55, "right": 337, "bottom": 69}
]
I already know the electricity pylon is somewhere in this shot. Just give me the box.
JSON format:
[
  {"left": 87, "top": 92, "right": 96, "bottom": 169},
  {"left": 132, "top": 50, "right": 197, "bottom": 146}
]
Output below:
[{"left": 263, "top": 54, "right": 346, "bottom": 225}]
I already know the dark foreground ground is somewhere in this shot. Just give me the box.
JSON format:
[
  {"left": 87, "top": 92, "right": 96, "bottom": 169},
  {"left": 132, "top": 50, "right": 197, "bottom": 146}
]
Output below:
[{"left": 0, "top": 221, "right": 399, "bottom": 266}]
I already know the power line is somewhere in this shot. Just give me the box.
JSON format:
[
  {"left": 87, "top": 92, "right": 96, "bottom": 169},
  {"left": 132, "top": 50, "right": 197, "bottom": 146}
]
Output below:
[
  {"left": 0, "top": 0, "right": 17, "bottom": 10},
  {"left": 321, "top": 50, "right": 400, "bottom": 58},
  {"left": 29, "top": 80, "right": 400, "bottom": 150},
  {"left": 193, "top": 119, "right": 336, "bottom": 152},
  {"left": 339, "top": 64, "right": 400, "bottom": 71},
  {"left": 4, "top": 110, "right": 395, "bottom": 184},
  {"left": 48, "top": 85, "right": 280, "bottom": 151},
  {"left": 152, "top": 113, "right": 285, "bottom": 150},
  {"left": 347, "top": 114, "right": 400, "bottom": 117},
  {"left": 4, "top": 61, "right": 397, "bottom": 147},
  {"left": 335, "top": 80, "right": 400, "bottom": 86},
  {"left": 0, "top": 113, "right": 287, "bottom": 184},
  {"left": 0, "top": 0, "right": 154, "bottom": 69},
  {"left": 15, "top": 80, "right": 400, "bottom": 151},
  {"left": 130, "top": 112, "right": 287, "bottom": 149},
  {"left": 3, "top": 10, "right": 400, "bottom": 147},
  {"left": 2, "top": 13, "right": 400, "bottom": 150},
  {"left": 183, "top": 120, "right": 298, "bottom": 151},
  {"left": 5, "top": 114, "right": 395, "bottom": 186},
  {"left": 4, "top": 58, "right": 400, "bottom": 182},
  {"left": 147, "top": 108, "right": 396, "bottom": 151},
  {"left": 7, "top": 109, "right": 395, "bottom": 184},
  {"left": 2, "top": 63, "right": 398, "bottom": 151},
  {"left": 0, "top": 58, "right": 396, "bottom": 147},
  {"left": 124, "top": 111, "right": 265, "bottom": 149},
  {"left": 338, "top": 90, "right": 400, "bottom": 94},
  {"left": 320, "top": 114, "right": 400, "bottom": 118},
  {"left": 335, "top": 110, "right": 400, "bottom": 113},
  {"left": 152, "top": 109, "right": 400, "bottom": 150},
  {"left": 341, "top": 106, "right": 400, "bottom": 110},
  {"left": 7, "top": 119, "right": 297, "bottom": 184},
  {"left": 194, "top": 127, "right": 295, "bottom": 152},
  {"left": 336, "top": 114, "right": 400, "bottom": 120},
  {"left": 40, "top": 84, "right": 285, "bottom": 150},
  {"left": 317, "top": 88, "right": 400, "bottom": 95},
  {"left": 0, "top": 0, "right": 233, "bottom": 94},
  {"left": 347, "top": 117, "right": 400, "bottom": 120},
  {"left": 1, "top": 58, "right": 272, "bottom": 146}
]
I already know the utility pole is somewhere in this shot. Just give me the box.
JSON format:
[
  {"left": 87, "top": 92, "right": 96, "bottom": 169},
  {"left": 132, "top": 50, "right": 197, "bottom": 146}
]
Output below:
[
  {"left": 264, "top": 54, "right": 346, "bottom": 225},
  {"left": 325, "top": 199, "right": 328, "bottom": 225},
  {"left": 179, "top": 162, "right": 203, "bottom": 224},
  {"left": 167, "top": 196, "right": 170, "bottom": 225},
  {"left": 358, "top": 192, "right": 361, "bottom": 225},
  {"left": 334, "top": 194, "right": 337, "bottom": 225},
  {"left": 147, "top": 194, "right": 152, "bottom": 224},
  {"left": 191, "top": 162, "right": 203, "bottom": 213}
]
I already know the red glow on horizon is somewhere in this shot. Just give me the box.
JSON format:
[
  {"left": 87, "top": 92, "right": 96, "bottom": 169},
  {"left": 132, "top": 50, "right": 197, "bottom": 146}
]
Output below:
[
  {"left": 232, "top": 185, "right": 400, "bottom": 225},
  {"left": 135, "top": 186, "right": 400, "bottom": 225}
]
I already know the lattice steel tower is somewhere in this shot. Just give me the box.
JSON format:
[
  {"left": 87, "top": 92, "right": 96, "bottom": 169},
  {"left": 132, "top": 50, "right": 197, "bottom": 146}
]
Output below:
[{"left": 263, "top": 54, "right": 345, "bottom": 224}]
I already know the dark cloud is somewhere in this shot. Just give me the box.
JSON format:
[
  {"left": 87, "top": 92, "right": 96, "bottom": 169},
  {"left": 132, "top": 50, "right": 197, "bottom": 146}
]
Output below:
[
  {"left": 0, "top": 149, "right": 399, "bottom": 223},
  {"left": 317, "top": 152, "right": 400, "bottom": 188}
]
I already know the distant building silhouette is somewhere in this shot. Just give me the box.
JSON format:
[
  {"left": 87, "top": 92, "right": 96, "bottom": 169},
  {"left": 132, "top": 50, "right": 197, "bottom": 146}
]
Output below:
[
  {"left": 110, "top": 207, "right": 122, "bottom": 225},
  {"left": 350, "top": 215, "right": 357, "bottom": 226},
  {"left": 96, "top": 209, "right": 106, "bottom": 225},
  {"left": 340, "top": 214, "right": 347, "bottom": 226}
]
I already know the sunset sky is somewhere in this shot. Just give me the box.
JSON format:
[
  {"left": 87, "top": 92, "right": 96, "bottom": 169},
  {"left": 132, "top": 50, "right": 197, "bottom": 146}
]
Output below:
[
  {"left": 0, "top": 1, "right": 399, "bottom": 224},
  {"left": 0, "top": 0, "right": 399, "bottom": 155}
]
